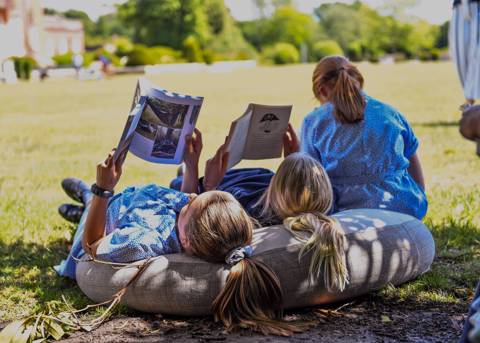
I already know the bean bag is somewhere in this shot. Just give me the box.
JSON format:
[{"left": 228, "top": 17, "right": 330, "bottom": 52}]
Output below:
[{"left": 76, "top": 209, "right": 435, "bottom": 316}]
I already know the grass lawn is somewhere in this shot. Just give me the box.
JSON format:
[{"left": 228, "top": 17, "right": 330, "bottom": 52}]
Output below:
[{"left": 0, "top": 61, "right": 479, "bottom": 339}]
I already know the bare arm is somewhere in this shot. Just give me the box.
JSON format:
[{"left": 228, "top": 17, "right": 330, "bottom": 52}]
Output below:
[
  {"left": 181, "top": 129, "right": 202, "bottom": 194},
  {"left": 82, "top": 149, "right": 123, "bottom": 256},
  {"left": 82, "top": 196, "right": 109, "bottom": 256},
  {"left": 203, "top": 144, "right": 229, "bottom": 191},
  {"left": 408, "top": 153, "right": 425, "bottom": 190},
  {"left": 283, "top": 123, "right": 300, "bottom": 158}
]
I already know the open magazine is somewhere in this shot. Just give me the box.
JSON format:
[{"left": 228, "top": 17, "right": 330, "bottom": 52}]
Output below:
[
  {"left": 225, "top": 103, "right": 292, "bottom": 169},
  {"left": 113, "top": 77, "right": 204, "bottom": 165}
]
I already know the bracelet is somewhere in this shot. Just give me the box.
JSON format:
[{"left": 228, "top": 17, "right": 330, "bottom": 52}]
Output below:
[{"left": 91, "top": 183, "right": 115, "bottom": 198}]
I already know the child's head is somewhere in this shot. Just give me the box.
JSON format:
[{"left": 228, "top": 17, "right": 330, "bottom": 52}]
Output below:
[
  {"left": 261, "top": 153, "right": 349, "bottom": 291},
  {"left": 312, "top": 55, "right": 365, "bottom": 124},
  {"left": 262, "top": 153, "right": 333, "bottom": 217},
  {"left": 178, "top": 191, "right": 253, "bottom": 260},
  {"left": 177, "top": 190, "right": 304, "bottom": 336}
]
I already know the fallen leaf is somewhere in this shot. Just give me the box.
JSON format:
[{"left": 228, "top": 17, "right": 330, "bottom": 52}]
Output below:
[{"left": 381, "top": 315, "right": 392, "bottom": 323}]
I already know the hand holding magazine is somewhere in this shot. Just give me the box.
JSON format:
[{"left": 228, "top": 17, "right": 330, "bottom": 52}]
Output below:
[
  {"left": 225, "top": 103, "right": 293, "bottom": 168},
  {"left": 114, "top": 77, "right": 203, "bottom": 165}
]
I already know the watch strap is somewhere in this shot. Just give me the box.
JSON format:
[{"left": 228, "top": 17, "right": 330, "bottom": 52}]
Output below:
[{"left": 91, "top": 183, "right": 114, "bottom": 198}]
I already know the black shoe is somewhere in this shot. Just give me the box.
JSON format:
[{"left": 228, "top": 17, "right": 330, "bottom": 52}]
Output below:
[
  {"left": 58, "top": 203, "right": 85, "bottom": 223},
  {"left": 61, "top": 178, "right": 91, "bottom": 205}
]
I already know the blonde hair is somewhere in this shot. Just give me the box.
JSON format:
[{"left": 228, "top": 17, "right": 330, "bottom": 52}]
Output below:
[
  {"left": 185, "top": 191, "right": 307, "bottom": 336},
  {"left": 312, "top": 55, "right": 365, "bottom": 124},
  {"left": 261, "top": 153, "right": 349, "bottom": 291}
]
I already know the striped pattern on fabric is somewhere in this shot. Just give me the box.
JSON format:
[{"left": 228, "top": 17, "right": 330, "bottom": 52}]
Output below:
[{"left": 450, "top": 0, "right": 480, "bottom": 100}]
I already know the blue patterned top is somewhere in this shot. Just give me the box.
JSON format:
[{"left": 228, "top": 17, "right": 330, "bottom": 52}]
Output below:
[
  {"left": 95, "top": 184, "right": 190, "bottom": 263},
  {"left": 300, "top": 94, "right": 428, "bottom": 219}
]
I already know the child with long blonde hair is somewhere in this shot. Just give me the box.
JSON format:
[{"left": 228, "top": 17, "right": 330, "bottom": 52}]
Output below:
[
  {"left": 174, "top": 139, "right": 348, "bottom": 292},
  {"left": 260, "top": 153, "right": 348, "bottom": 291}
]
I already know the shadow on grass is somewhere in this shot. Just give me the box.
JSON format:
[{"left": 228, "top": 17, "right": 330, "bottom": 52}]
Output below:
[
  {"left": 412, "top": 120, "right": 459, "bottom": 128},
  {"left": 0, "top": 238, "right": 90, "bottom": 315},
  {"left": 380, "top": 218, "right": 480, "bottom": 304}
]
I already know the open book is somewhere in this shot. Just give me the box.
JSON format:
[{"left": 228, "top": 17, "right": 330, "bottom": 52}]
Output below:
[
  {"left": 113, "top": 77, "right": 203, "bottom": 165},
  {"left": 226, "top": 104, "right": 292, "bottom": 169}
]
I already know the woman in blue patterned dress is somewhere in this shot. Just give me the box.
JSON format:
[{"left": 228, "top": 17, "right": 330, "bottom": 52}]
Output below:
[
  {"left": 55, "top": 132, "right": 306, "bottom": 336},
  {"left": 300, "top": 56, "right": 427, "bottom": 219}
]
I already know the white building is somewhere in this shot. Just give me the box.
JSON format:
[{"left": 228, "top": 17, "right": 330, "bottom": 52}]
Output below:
[{"left": 0, "top": 0, "right": 84, "bottom": 64}]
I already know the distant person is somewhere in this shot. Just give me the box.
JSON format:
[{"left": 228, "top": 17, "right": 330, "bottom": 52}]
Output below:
[
  {"left": 300, "top": 55, "right": 427, "bottom": 219},
  {"left": 72, "top": 53, "right": 83, "bottom": 79},
  {"left": 99, "top": 55, "right": 111, "bottom": 76},
  {"left": 40, "top": 67, "right": 48, "bottom": 81}
]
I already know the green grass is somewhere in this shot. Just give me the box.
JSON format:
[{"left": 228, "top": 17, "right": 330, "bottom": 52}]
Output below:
[{"left": 0, "top": 61, "right": 479, "bottom": 322}]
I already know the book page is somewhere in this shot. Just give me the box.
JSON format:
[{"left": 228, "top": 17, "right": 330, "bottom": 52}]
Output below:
[
  {"left": 226, "top": 109, "right": 253, "bottom": 169},
  {"left": 128, "top": 83, "right": 203, "bottom": 164},
  {"left": 243, "top": 104, "right": 292, "bottom": 160}
]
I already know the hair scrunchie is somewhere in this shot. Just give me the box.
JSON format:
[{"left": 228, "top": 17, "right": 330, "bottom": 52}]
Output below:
[{"left": 225, "top": 245, "right": 253, "bottom": 266}]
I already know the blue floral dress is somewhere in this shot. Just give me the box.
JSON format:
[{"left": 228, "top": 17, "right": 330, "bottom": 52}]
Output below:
[
  {"left": 300, "top": 94, "right": 428, "bottom": 219},
  {"left": 55, "top": 184, "right": 189, "bottom": 279}
]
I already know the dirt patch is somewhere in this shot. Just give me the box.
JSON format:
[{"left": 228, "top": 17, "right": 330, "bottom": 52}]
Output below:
[{"left": 58, "top": 295, "right": 466, "bottom": 343}]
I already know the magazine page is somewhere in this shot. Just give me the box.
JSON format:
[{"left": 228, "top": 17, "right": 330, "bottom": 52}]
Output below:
[
  {"left": 242, "top": 104, "right": 292, "bottom": 160},
  {"left": 113, "top": 96, "right": 147, "bottom": 165},
  {"left": 129, "top": 77, "right": 151, "bottom": 111},
  {"left": 225, "top": 105, "right": 253, "bottom": 169},
  {"left": 128, "top": 83, "right": 203, "bottom": 164}
]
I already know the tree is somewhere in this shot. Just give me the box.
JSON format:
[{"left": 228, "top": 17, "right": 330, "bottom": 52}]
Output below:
[
  {"left": 265, "top": 6, "right": 316, "bottom": 49},
  {"left": 204, "top": 0, "right": 226, "bottom": 34},
  {"left": 118, "top": 0, "right": 210, "bottom": 49},
  {"left": 63, "top": 9, "right": 96, "bottom": 37},
  {"left": 202, "top": 0, "right": 256, "bottom": 60},
  {"left": 94, "top": 14, "right": 133, "bottom": 38},
  {"left": 379, "top": 0, "right": 419, "bottom": 21},
  {"left": 262, "top": 42, "right": 299, "bottom": 64},
  {"left": 436, "top": 21, "right": 449, "bottom": 49},
  {"left": 43, "top": 8, "right": 58, "bottom": 15},
  {"left": 312, "top": 40, "right": 344, "bottom": 61},
  {"left": 253, "top": 0, "right": 268, "bottom": 18},
  {"left": 314, "top": 3, "right": 364, "bottom": 52}
]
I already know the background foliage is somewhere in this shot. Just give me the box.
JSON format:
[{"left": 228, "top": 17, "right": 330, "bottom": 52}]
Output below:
[{"left": 41, "top": 0, "right": 450, "bottom": 66}]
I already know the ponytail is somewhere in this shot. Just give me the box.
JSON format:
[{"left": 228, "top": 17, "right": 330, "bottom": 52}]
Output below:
[
  {"left": 185, "top": 191, "right": 309, "bottom": 336},
  {"left": 260, "top": 153, "right": 349, "bottom": 292},
  {"left": 211, "top": 258, "right": 307, "bottom": 336},
  {"left": 283, "top": 212, "right": 348, "bottom": 291},
  {"left": 332, "top": 69, "right": 366, "bottom": 123},
  {"left": 312, "top": 55, "right": 366, "bottom": 124}
]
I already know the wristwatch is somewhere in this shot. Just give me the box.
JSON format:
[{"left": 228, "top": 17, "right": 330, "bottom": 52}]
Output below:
[{"left": 91, "top": 183, "right": 115, "bottom": 198}]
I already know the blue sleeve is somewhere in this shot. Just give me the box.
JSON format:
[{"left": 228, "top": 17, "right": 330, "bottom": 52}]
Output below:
[
  {"left": 95, "top": 226, "right": 178, "bottom": 263},
  {"left": 395, "top": 112, "right": 419, "bottom": 159},
  {"left": 300, "top": 115, "right": 318, "bottom": 158},
  {"left": 159, "top": 188, "right": 190, "bottom": 212}
]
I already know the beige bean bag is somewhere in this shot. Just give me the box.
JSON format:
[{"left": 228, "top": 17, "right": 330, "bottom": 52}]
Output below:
[{"left": 76, "top": 209, "right": 435, "bottom": 316}]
